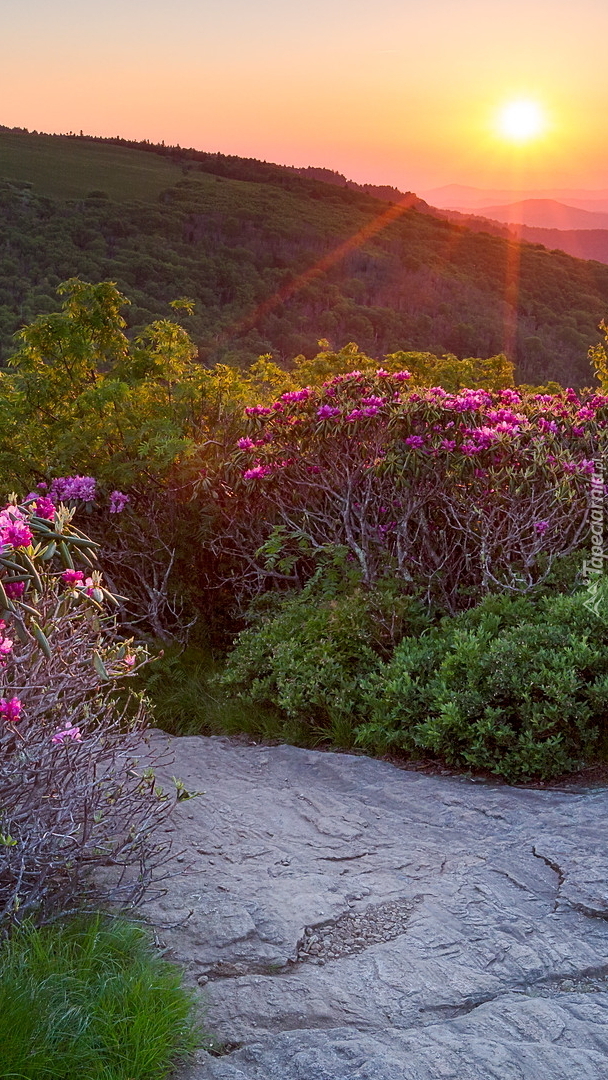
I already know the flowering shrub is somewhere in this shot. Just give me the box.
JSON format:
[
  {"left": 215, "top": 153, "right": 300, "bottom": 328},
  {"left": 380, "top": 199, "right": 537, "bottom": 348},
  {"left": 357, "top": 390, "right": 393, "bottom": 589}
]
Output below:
[
  {"left": 0, "top": 496, "right": 170, "bottom": 927},
  {"left": 203, "top": 373, "right": 606, "bottom": 610}
]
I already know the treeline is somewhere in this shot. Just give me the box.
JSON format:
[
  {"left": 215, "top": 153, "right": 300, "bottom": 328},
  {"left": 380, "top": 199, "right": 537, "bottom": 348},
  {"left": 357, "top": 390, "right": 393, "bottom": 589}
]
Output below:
[{"left": 1, "top": 136, "right": 608, "bottom": 384}]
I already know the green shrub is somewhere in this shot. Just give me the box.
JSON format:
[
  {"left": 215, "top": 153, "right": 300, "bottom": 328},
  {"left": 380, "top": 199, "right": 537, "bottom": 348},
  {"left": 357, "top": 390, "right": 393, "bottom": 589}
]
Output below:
[
  {"left": 0, "top": 913, "right": 200, "bottom": 1079},
  {"left": 357, "top": 583, "right": 608, "bottom": 781},
  {"left": 220, "top": 568, "right": 431, "bottom": 746}
]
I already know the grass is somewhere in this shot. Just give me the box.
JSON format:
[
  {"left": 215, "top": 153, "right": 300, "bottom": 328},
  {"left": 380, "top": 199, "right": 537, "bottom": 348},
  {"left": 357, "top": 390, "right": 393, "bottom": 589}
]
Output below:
[
  {"left": 143, "top": 644, "right": 313, "bottom": 745},
  {"left": 0, "top": 132, "right": 182, "bottom": 201},
  {"left": 0, "top": 914, "right": 201, "bottom": 1080}
]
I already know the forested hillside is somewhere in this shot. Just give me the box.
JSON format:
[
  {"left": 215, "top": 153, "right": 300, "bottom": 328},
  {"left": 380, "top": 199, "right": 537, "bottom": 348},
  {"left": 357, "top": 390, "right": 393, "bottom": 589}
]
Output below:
[{"left": 2, "top": 129, "right": 608, "bottom": 386}]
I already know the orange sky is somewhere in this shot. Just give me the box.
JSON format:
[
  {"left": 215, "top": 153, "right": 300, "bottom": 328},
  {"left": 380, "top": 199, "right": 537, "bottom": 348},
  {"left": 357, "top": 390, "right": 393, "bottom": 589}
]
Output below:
[{"left": 3, "top": 0, "right": 608, "bottom": 194}]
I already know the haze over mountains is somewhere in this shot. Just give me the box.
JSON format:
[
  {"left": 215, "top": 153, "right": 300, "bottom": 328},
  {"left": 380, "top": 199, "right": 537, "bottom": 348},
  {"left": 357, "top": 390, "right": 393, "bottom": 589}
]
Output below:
[
  {"left": 417, "top": 186, "right": 608, "bottom": 268},
  {"left": 422, "top": 185, "right": 608, "bottom": 216},
  {"left": 457, "top": 199, "right": 608, "bottom": 232}
]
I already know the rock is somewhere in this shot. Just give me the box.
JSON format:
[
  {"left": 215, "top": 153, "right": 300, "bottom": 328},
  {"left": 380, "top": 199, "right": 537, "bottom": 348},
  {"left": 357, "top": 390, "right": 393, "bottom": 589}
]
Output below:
[{"left": 135, "top": 733, "right": 608, "bottom": 1079}]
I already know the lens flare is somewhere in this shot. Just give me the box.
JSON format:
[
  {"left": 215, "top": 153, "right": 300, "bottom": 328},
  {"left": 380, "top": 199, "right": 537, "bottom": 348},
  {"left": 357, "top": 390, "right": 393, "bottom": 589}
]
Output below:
[{"left": 497, "top": 100, "right": 545, "bottom": 142}]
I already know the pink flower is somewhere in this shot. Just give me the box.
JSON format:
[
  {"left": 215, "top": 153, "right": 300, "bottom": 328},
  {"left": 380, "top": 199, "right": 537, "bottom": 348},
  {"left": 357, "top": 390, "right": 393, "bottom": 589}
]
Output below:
[
  {"left": 404, "top": 435, "right": 425, "bottom": 448},
  {"left": 534, "top": 521, "right": 549, "bottom": 535},
  {"left": 361, "top": 396, "right": 386, "bottom": 407},
  {"left": 83, "top": 577, "right": 97, "bottom": 597},
  {"left": 391, "top": 371, "right": 412, "bottom": 381},
  {"left": 281, "top": 388, "right": 312, "bottom": 403},
  {"left": 109, "top": 490, "right": 130, "bottom": 514},
  {"left": 244, "top": 405, "right": 273, "bottom": 417},
  {"left": 27, "top": 494, "right": 56, "bottom": 519},
  {"left": 62, "top": 570, "right": 84, "bottom": 586},
  {"left": 243, "top": 464, "right": 273, "bottom": 480},
  {"left": 2, "top": 522, "right": 33, "bottom": 548},
  {"left": 0, "top": 633, "right": 14, "bottom": 657},
  {"left": 4, "top": 581, "right": 25, "bottom": 599},
  {"left": 50, "top": 476, "right": 96, "bottom": 502},
  {"left": 51, "top": 721, "right": 82, "bottom": 744},
  {"left": 316, "top": 405, "right": 341, "bottom": 419},
  {"left": 439, "top": 439, "right": 457, "bottom": 452},
  {"left": 0, "top": 697, "right": 22, "bottom": 722},
  {"left": 237, "top": 437, "right": 255, "bottom": 450}
]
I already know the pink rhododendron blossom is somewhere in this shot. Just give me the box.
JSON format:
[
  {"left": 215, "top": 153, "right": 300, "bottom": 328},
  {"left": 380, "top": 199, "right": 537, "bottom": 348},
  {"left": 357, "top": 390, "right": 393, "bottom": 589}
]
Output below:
[
  {"left": 317, "top": 405, "right": 341, "bottom": 419},
  {"left": 0, "top": 697, "right": 21, "bottom": 722},
  {"left": 244, "top": 405, "right": 273, "bottom": 417},
  {"left": 51, "top": 721, "right": 82, "bottom": 744},
  {"left": 237, "top": 437, "right": 255, "bottom": 450},
  {"left": 534, "top": 521, "right": 549, "bottom": 534},
  {"left": 0, "top": 633, "right": 13, "bottom": 658},
  {"left": 4, "top": 581, "right": 25, "bottom": 599},
  {"left": 50, "top": 476, "right": 97, "bottom": 502},
  {"left": 499, "top": 389, "right": 523, "bottom": 405},
  {"left": 440, "top": 439, "right": 457, "bottom": 451},
  {"left": 83, "top": 577, "right": 97, "bottom": 597},
  {"left": 0, "top": 506, "right": 33, "bottom": 549},
  {"left": 109, "top": 491, "right": 130, "bottom": 514},
  {"left": 571, "top": 427, "right": 585, "bottom": 437},
  {"left": 538, "top": 419, "right": 559, "bottom": 434},
  {"left": 26, "top": 494, "right": 56, "bottom": 519},
  {"left": 281, "top": 388, "right": 312, "bottom": 403},
  {"left": 391, "top": 371, "right": 412, "bottom": 381},
  {"left": 62, "top": 569, "right": 84, "bottom": 586},
  {"left": 243, "top": 464, "right": 273, "bottom": 480},
  {"left": 346, "top": 409, "right": 365, "bottom": 421},
  {"left": 404, "top": 435, "right": 425, "bottom": 448}
]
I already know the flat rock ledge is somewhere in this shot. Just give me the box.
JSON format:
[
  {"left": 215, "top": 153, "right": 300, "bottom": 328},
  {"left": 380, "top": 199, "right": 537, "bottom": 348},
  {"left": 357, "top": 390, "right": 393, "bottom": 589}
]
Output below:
[{"left": 139, "top": 734, "right": 608, "bottom": 1080}]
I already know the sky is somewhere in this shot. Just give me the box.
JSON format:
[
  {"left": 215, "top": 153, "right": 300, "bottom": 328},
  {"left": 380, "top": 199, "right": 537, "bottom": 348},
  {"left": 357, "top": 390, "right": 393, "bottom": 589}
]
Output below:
[{"left": 2, "top": 0, "right": 608, "bottom": 195}]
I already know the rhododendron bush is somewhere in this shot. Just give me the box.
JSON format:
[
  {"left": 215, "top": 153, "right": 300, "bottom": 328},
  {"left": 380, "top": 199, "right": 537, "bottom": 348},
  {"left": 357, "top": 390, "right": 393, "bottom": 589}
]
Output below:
[
  {"left": 202, "top": 372, "right": 605, "bottom": 610},
  {"left": 0, "top": 495, "right": 170, "bottom": 928}
]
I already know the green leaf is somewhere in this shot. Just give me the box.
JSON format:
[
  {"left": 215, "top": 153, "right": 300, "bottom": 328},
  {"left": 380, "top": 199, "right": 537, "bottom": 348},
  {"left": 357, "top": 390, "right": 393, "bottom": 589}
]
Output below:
[
  {"left": 93, "top": 651, "right": 110, "bottom": 681},
  {"left": 30, "top": 620, "right": 52, "bottom": 658}
]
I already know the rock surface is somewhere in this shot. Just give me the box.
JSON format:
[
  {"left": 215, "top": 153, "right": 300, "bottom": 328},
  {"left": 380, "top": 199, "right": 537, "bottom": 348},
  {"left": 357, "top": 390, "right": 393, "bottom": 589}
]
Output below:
[{"left": 140, "top": 734, "right": 608, "bottom": 1079}]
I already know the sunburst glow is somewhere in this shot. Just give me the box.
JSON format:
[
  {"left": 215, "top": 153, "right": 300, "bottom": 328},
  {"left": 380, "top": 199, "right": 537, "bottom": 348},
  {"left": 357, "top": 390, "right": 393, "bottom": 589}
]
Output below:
[{"left": 497, "top": 100, "right": 546, "bottom": 142}]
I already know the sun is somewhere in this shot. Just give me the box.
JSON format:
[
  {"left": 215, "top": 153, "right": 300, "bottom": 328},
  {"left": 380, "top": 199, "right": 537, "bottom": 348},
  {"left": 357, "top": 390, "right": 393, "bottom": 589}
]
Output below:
[{"left": 497, "top": 100, "right": 546, "bottom": 143}]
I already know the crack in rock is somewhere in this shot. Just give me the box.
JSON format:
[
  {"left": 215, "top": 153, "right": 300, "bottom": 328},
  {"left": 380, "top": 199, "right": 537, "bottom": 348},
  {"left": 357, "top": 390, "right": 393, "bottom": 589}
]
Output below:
[
  {"left": 532, "top": 845, "right": 565, "bottom": 911},
  {"left": 294, "top": 897, "right": 417, "bottom": 964},
  {"left": 532, "top": 845, "right": 608, "bottom": 920}
]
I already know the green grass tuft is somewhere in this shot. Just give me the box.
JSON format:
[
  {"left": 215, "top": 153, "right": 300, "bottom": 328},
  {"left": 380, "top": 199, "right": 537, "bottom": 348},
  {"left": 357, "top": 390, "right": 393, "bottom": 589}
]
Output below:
[
  {"left": 0, "top": 914, "right": 201, "bottom": 1080},
  {"left": 143, "top": 645, "right": 313, "bottom": 745}
]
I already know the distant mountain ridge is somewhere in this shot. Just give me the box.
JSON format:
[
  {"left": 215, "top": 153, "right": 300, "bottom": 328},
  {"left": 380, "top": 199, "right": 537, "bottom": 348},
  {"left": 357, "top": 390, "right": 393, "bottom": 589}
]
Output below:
[
  {"left": 422, "top": 183, "right": 608, "bottom": 216},
  {"left": 452, "top": 199, "right": 608, "bottom": 231}
]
